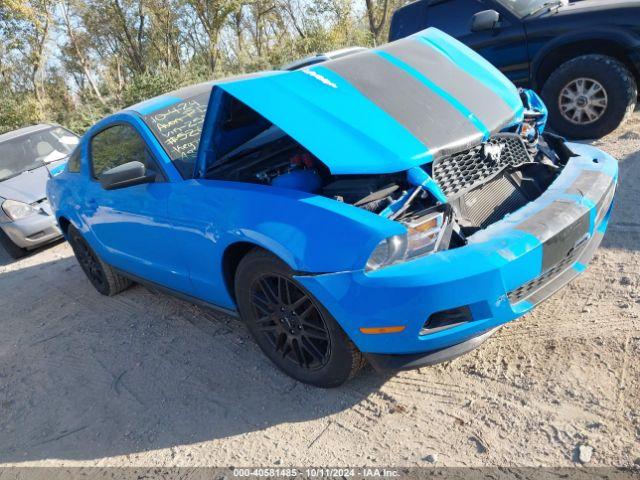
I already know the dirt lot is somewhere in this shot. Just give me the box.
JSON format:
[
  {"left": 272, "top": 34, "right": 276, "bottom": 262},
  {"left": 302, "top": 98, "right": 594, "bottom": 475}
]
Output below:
[{"left": 0, "top": 117, "right": 638, "bottom": 469}]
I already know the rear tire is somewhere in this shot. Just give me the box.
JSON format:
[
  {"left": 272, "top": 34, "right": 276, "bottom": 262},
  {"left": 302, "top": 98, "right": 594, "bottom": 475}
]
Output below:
[
  {"left": 0, "top": 229, "right": 27, "bottom": 260},
  {"left": 67, "top": 225, "right": 132, "bottom": 296},
  {"left": 235, "top": 249, "right": 365, "bottom": 387},
  {"left": 542, "top": 54, "right": 637, "bottom": 139}
]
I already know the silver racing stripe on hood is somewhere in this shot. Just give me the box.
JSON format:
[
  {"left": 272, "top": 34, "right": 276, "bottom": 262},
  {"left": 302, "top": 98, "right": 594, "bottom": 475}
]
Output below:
[
  {"left": 379, "top": 38, "right": 518, "bottom": 134},
  {"left": 324, "top": 51, "right": 487, "bottom": 157},
  {"left": 204, "top": 28, "right": 524, "bottom": 175}
]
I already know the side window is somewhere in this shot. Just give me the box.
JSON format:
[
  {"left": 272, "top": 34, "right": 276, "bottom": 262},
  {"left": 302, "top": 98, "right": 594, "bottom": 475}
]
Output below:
[
  {"left": 67, "top": 147, "right": 81, "bottom": 173},
  {"left": 90, "top": 124, "right": 159, "bottom": 179}
]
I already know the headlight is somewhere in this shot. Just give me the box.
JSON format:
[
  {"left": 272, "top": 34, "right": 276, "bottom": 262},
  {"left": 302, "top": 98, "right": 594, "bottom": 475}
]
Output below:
[
  {"left": 2, "top": 199, "right": 39, "bottom": 220},
  {"left": 366, "top": 211, "right": 446, "bottom": 272}
]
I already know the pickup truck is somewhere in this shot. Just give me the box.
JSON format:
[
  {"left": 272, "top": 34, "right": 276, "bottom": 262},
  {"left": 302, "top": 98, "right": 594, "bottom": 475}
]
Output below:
[{"left": 389, "top": 0, "right": 640, "bottom": 139}]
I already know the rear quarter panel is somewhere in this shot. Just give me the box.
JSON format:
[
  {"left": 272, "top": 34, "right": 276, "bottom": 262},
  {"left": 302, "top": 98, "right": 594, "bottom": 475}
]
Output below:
[{"left": 47, "top": 141, "right": 89, "bottom": 238}]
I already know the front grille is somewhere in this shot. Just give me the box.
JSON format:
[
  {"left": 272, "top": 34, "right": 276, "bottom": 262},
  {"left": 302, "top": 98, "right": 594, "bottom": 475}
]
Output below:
[
  {"left": 459, "top": 173, "right": 529, "bottom": 229},
  {"left": 432, "top": 134, "right": 533, "bottom": 199},
  {"left": 507, "top": 237, "right": 588, "bottom": 304}
]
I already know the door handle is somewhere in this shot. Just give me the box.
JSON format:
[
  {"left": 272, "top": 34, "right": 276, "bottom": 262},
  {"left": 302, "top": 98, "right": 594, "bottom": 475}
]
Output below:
[{"left": 87, "top": 198, "right": 98, "bottom": 207}]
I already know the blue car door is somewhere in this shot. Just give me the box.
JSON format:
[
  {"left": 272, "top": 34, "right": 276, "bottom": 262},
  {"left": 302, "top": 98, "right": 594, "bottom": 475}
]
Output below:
[{"left": 80, "top": 121, "right": 192, "bottom": 292}]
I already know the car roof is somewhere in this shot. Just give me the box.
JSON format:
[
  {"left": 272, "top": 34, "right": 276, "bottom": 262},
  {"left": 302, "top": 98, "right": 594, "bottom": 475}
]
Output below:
[
  {"left": 282, "top": 47, "right": 368, "bottom": 71},
  {"left": 126, "top": 50, "right": 365, "bottom": 117},
  {"left": 126, "top": 71, "right": 273, "bottom": 116},
  {"left": 0, "top": 124, "right": 57, "bottom": 144},
  {"left": 126, "top": 81, "right": 216, "bottom": 116}
]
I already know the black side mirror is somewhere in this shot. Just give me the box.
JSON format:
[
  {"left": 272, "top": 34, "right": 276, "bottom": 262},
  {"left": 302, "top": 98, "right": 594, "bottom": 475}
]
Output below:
[
  {"left": 99, "top": 161, "right": 155, "bottom": 190},
  {"left": 471, "top": 10, "right": 501, "bottom": 32}
]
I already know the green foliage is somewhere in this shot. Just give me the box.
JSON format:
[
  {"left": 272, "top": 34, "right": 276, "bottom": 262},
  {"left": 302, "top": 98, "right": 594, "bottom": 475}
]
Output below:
[
  {"left": 0, "top": 93, "right": 43, "bottom": 135},
  {"left": 0, "top": 0, "right": 407, "bottom": 135},
  {"left": 63, "top": 98, "right": 114, "bottom": 134},
  {"left": 122, "top": 69, "right": 185, "bottom": 107}
]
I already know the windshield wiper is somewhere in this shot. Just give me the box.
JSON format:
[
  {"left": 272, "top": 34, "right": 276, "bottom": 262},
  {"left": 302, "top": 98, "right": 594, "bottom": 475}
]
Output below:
[{"left": 523, "top": 0, "right": 562, "bottom": 18}]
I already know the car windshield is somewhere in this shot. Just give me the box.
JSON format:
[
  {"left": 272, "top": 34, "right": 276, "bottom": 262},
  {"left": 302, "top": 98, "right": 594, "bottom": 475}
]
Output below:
[
  {"left": 498, "top": 0, "right": 564, "bottom": 17},
  {"left": 144, "top": 92, "right": 211, "bottom": 178},
  {"left": 0, "top": 127, "right": 78, "bottom": 182}
]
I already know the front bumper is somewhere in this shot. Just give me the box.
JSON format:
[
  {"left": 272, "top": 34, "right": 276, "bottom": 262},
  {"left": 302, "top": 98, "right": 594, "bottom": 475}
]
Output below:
[
  {"left": 1, "top": 201, "right": 63, "bottom": 250},
  {"left": 296, "top": 142, "right": 617, "bottom": 360},
  {"left": 365, "top": 327, "right": 499, "bottom": 371}
]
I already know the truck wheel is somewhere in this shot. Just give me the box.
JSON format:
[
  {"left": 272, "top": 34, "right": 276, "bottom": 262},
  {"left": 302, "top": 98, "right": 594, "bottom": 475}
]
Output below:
[
  {"left": 0, "top": 229, "right": 27, "bottom": 260},
  {"left": 235, "top": 249, "right": 366, "bottom": 387},
  {"left": 541, "top": 54, "right": 637, "bottom": 139},
  {"left": 67, "top": 225, "right": 132, "bottom": 296}
]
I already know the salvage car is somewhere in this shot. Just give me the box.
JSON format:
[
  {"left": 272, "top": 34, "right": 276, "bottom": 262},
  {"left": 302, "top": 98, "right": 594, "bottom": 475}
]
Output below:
[
  {"left": 48, "top": 28, "right": 618, "bottom": 387},
  {"left": 389, "top": 0, "right": 640, "bottom": 139},
  {"left": 0, "top": 124, "right": 78, "bottom": 259}
]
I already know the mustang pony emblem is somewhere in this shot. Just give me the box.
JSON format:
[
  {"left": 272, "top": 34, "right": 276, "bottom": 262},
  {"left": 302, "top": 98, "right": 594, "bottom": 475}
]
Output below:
[{"left": 481, "top": 143, "right": 505, "bottom": 165}]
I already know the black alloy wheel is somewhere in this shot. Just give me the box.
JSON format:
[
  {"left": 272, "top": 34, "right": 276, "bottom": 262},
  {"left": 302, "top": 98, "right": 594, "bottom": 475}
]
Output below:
[
  {"left": 72, "top": 230, "right": 109, "bottom": 293},
  {"left": 250, "top": 273, "right": 331, "bottom": 371},
  {"left": 235, "top": 249, "right": 365, "bottom": 387},
  {"left": 67, "top": 224, "right": 131, "bottom": 296}
]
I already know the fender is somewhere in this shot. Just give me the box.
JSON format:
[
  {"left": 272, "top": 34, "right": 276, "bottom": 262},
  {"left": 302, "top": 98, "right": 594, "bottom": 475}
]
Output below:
[
  {"left": 163, "top": 179, "right": 410, "bottom": 310},
  {"left": 172, "top": 178, "right": 409, "bottom": 272},
  {"left": 530, "top": 27, "right": 640, "bottom": 88}
]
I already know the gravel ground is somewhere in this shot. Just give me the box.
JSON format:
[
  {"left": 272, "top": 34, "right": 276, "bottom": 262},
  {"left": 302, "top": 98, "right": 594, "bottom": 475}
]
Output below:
[{"left": 0, "top": 116, "right": 638, "bottom": 468}]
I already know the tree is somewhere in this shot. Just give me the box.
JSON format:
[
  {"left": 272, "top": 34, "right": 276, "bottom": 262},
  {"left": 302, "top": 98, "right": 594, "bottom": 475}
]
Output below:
[
  {"left": 60, "top": 0, "right": 106, "bottom": 104},
  {"left": 0, "top": 0, "right": 401, "bottom": 134},
  {"left": 364, "top": 0, "right": 389, "bottom": 44},
  {"left": 0, "top": 0, "right": 53, "bottom": 105},
  {"left": 185, "top": 0, "right": 240, "bottom": 72}
]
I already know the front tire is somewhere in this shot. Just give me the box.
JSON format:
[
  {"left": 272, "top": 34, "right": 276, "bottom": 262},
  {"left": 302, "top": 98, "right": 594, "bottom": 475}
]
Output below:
[
  {"left": 542, "top": 54, "right": 637, "bottom": 139},
  {"left": 235, "top": 249, "right": 365, "bottom": 387},
  {"left": 0, "top": 229, "right": 27, "bottom": 260},
  {"left": 67, "top": 225, "right": 132, "bottom": 296}
]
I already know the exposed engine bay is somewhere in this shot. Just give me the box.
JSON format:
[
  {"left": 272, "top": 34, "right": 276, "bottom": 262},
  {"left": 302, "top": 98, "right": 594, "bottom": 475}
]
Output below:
[
  {"left": 207, "top": 115, "right": 571, "bottom": 253},
  {"left": 208, "top": 126, "right": 418, "bottom": 215}
]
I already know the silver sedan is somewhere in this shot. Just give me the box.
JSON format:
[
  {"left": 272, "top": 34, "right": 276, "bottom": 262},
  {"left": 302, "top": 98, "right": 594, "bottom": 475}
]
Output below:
[{"left": 0, "top": 124, "right": 78, "bottom": 259}]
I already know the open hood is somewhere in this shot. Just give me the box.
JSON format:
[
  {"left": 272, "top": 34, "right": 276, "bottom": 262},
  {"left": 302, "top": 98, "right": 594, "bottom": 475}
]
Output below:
[{"left": 197, "top": 28, "right": 524, "bottom": 176}]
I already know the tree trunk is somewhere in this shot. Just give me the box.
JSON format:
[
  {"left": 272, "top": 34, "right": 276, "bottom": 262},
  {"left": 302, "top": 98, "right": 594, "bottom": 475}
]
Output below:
[
  {"left": 61, "top": 1, "right": 106, "bottom": 105},
  {"left": 31, "top": 11, "right": 50, "bottom": 107},
  {"left": 364, "top": 0, "right": 389, "bottom": 44},
  {"left": 111, "top": 0, "right": 146, "bottom": 73}
]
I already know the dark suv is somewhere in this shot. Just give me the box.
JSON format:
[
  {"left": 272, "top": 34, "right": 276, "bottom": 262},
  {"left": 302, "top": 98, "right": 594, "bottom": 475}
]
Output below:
[{"left": 389, "top": 0, "right": 640, "bottom": 139}]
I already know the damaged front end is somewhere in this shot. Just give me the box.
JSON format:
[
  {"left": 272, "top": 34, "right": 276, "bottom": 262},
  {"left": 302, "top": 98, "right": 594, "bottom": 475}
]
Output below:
[
  {"left": 198, "top": 28, "right": 588, "bottom": 274},
  {"left": 190, "top": 29, "right": 618, "bottom": 363},
  {"left": 335, "top": 90, "right": 566, "bottom": 271},
  {"left": 206, "top": 88, "right": 565, "bottom": 274}
]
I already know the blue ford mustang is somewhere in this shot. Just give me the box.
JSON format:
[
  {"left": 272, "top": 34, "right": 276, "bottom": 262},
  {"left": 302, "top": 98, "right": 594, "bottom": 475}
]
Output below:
[{"left": 48, "top": 28, "right": 617, "bottom": 387}]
